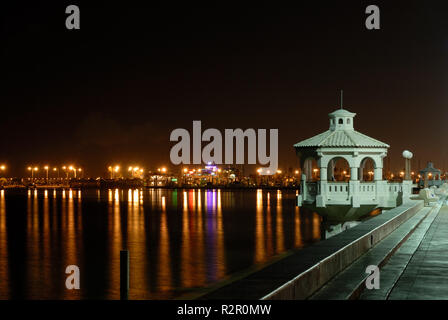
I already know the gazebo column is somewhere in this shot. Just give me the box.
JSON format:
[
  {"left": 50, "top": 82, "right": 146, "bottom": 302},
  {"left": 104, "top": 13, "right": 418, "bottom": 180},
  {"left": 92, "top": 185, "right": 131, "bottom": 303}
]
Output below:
[
  {"left": 320, "top": 167, "right": 327, "bottom": 181},
  {"left": 316, "top": 158, "right": 327, "bottom": 207},
  {"left": 374, "top": 167, "right": 383, "bottom": 181},
  {"left": 350, "top": 167, "right": 359, "bottom": 180},
  {"left": 350, "top": 166, "right": 360, "bottom": 207},
  {"left": 328, "top": 159, "right": 335, "bottom": 181}
]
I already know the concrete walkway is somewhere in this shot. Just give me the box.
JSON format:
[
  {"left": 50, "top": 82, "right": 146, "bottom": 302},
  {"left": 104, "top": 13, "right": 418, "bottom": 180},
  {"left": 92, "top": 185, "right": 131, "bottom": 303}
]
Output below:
[
  {"left": 385, "top": 203, "right": 448, "bottom": 299},
  {"left": 359, "top": 201, "right": 448, "bottom": 300},
  {"left": 311, "top": 203, "right": 438, "bottom": 300},
  {"left": 312, "top": 200, "right": 448, "bottom": 300}
]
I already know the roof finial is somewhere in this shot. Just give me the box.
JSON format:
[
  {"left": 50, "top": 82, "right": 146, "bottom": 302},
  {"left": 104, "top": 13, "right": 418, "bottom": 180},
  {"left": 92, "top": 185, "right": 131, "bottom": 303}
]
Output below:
[{"left": 340, "top": 90, "right": 343, "bottom": 109}]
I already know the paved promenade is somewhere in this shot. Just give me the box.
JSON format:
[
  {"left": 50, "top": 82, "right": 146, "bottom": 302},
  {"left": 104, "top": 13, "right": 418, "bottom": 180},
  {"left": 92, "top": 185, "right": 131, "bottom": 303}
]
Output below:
[
  {"left": 383, "top": 203, "right": 448, "bottom": 299},
  {"left": 359, "top": 201, "right": 448, "bottom": 299},
  {"left": 312, "top": 200, "right": 448, "bottom": 300}
]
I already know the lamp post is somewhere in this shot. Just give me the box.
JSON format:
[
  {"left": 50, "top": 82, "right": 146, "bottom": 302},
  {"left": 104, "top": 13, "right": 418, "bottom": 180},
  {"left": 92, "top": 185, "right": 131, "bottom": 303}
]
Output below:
[
  {"left": 53, "top": 167, "right": 59, "bottom": 180},
  {"left": 62, "top": 166, "right": 68, "bottom": 180},
  {"left": 44, "top": 166, "right": 49, "bottom": 183},
  {"left": 402, "top": 150, "right": 413, "bottom": 181},
  {"left": 29, "top": 167, "right": 38, "bottom": 181},
  {"left": 113, "top": 166, "right": 120, "bottom": 179},
  {"left": 0, "top": 165, "right": 5, "bottom": 178},
  {"left": 402, "top": 150, "right": 414, "bottom": 200},
  {"left": 183, "top": 168, "right": 188, "bottom": 185},
  {"left": 129, "top": 166, "right": 140, "bottom": 178}
]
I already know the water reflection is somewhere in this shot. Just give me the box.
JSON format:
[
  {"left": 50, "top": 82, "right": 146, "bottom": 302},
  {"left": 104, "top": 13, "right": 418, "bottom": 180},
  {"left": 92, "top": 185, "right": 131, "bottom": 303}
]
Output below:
[
  {"left": 255, "top": 190, "right": 265, "bottom": 263},
  {"left": 0, "top": 190, "right": 8, "bottom": 297},
  {"left": 0, "top": 188, "right": 323, "bottom": 299}
]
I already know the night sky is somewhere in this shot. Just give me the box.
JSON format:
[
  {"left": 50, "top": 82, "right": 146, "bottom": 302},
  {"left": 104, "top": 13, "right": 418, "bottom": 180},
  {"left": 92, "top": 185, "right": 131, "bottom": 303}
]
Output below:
[{"left": 2, "top": 1, "right": 448, "bottom": 177}]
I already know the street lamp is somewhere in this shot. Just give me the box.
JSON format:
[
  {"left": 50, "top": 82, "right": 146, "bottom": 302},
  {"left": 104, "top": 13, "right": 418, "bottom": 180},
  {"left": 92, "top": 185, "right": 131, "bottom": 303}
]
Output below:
[
  {"left": 68, "top": 166, "right": 75, "bottom": 179},
  {"left": 53, "top": 167, "right": 59, "bottom": 180},
  {"left": 111, "top": 165, "right": 120, "bottom": 179},
  {"left": 30, "top": 167, "right": 38, "bottom": 181},
  {"left": 62, "top": 166, "right": 69, "bottom": 180},
  {"left": 0, "top": 165, "right": 5, "bottom": 178},
  {"left": 44, "top": 166, "right": 49, "bottom": 182}
]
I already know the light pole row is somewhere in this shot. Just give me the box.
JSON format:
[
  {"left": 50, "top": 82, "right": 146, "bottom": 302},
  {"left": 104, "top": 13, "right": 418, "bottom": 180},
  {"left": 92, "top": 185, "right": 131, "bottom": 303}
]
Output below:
[{"left": 27, "top": 166, "right": 82, "bottom": 180}]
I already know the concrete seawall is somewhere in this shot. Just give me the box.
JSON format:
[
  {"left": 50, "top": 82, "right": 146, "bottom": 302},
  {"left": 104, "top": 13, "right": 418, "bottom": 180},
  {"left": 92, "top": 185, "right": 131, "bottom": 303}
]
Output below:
[{"left": 199, "top": 200, "right": 424, "bottom": 300}]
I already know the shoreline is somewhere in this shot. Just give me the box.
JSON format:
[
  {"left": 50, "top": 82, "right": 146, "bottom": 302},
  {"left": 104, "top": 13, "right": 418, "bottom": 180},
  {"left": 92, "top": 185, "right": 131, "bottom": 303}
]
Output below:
[{"left": 1, "top": 185, "right": 300, "bottom": 191}]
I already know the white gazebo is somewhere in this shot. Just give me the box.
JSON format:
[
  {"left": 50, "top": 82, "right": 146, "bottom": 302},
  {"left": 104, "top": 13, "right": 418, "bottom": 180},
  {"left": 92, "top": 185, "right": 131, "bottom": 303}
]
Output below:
[{"left": 295, "top": 108, "right": 411, "bottom": 209}]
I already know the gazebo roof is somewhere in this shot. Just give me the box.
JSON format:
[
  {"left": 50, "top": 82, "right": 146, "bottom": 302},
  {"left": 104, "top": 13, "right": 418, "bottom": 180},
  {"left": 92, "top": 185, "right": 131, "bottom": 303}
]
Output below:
[
  {"left": 328, "top": 109, "right": 356, "bottom": 118},
  {"left": 294, "top": 107, "right": 389, "bottom": 149},
  {"left": 294, "top": 129, "right": 389, "bottom": 148},
  {"left": 419, "top": 162, "right": 441, "bottom": 174}
]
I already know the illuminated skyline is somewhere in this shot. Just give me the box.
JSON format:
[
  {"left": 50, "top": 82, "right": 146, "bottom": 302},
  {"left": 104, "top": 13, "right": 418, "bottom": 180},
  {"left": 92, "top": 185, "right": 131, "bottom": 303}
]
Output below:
[{"left": 2, "top": 2, "right": 448, "bottom": 176}]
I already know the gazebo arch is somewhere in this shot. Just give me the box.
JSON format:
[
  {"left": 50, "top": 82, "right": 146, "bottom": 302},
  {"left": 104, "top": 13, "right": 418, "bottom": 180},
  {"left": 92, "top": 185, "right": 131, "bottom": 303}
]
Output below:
[
  {"left": 326, "top": 156, "right": 351, "bottom": 182},
  {"left": 359, "top": 157, "right": 376, "bottom": 181},
  {"left": 302, "top": 157, "right": 319, "bottom": 182}
]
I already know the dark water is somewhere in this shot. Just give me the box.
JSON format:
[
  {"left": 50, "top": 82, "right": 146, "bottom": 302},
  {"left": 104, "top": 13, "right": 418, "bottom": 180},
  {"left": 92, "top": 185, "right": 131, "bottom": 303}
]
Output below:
[{"left": 0, "top": 188, "right": 322, "bottom": 299}]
